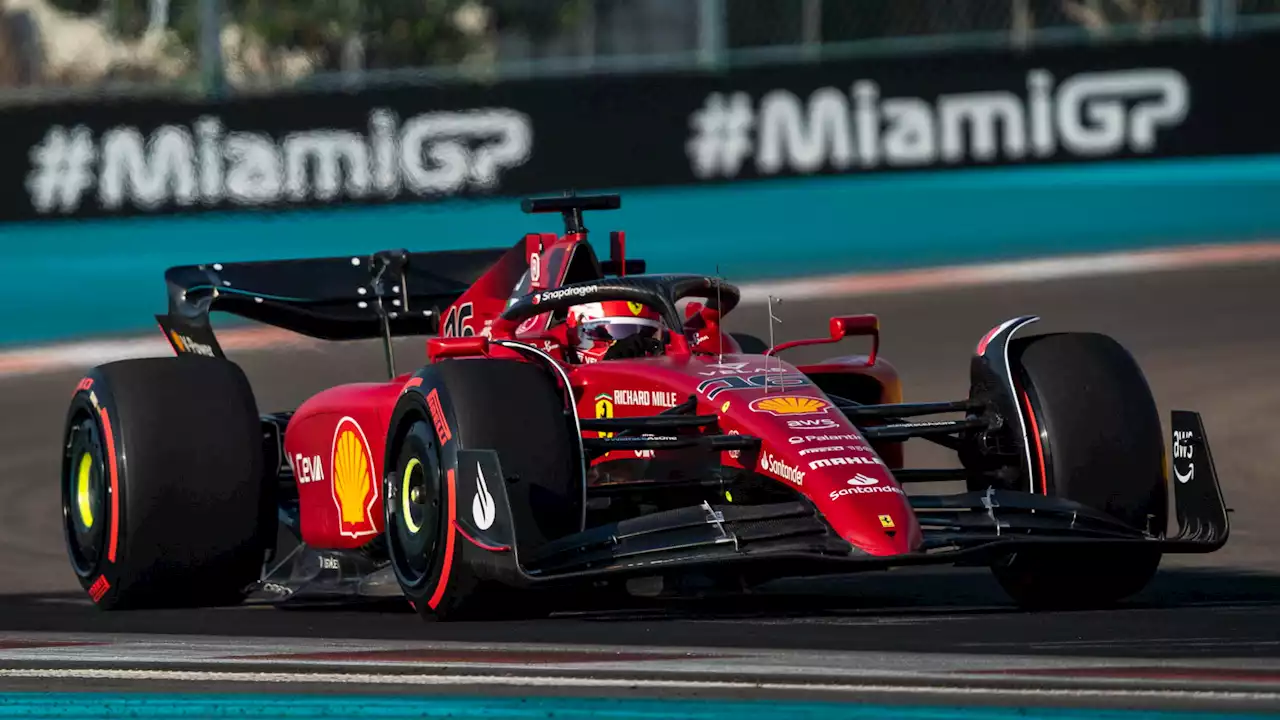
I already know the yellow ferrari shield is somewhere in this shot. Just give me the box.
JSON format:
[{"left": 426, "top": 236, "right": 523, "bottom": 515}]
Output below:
[{"left": 595, "top": 394, "right": 614, "bottom": 439}]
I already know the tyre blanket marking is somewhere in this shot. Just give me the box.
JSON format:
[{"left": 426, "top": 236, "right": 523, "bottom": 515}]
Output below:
[
  {"left": 427, "top": 468, "right": 457, "bottom": 611},
  {"left": 98, "top": 408, "right": 119, "bottom": 564}
]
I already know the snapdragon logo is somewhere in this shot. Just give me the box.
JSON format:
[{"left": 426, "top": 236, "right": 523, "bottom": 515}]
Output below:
[
  {"left": 534, "top": 285, "right": 600, "bottom": 304},
  {"left": 26, "top": 108, "right": 533, "bottom": 215},
  {"left": 687, "top": 68, "right": 1189, "bottom": 178}
]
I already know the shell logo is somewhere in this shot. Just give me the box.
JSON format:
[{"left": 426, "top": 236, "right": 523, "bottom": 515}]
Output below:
[
  {"left": 749, "top": 396, "right": 831, "bottom": 417},
  {"left": 330, "top": 416, "right": 379, "bottom": 538}
]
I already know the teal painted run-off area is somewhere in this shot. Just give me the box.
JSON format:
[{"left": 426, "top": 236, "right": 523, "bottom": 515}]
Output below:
[
  {"left": 4, "top": 153, "right": 1280, "bottom": 346},
  {"left": 0, "top": 693, "right": 1275, "bottom": 719}
]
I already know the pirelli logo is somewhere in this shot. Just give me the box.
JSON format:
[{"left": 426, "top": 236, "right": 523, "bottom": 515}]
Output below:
[{"left": 426, "top": 389, "right": 452, "bottom": 444}]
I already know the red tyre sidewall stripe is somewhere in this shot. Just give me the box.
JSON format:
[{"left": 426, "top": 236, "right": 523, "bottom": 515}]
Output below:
[
  {"left": 1020, "top": 389, "right": 1048, "bottom": 495},
  {"left": 98, "top": 407, "right": 120, "bottom": 564},
  {"left": 454, "top": 522, "right": 511, "bottom": 553},
  {"left": 426, "top": 468, "right": 457, "bottom": 610}
]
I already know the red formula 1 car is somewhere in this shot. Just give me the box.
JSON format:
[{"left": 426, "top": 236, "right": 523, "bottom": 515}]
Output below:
[{"left": 61, "top": 193, "right": 1228, "bottom": 619}]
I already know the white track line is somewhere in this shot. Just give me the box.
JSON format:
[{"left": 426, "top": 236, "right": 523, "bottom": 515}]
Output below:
[
  {"left": 0, "top": 668, "right": 1278, "bottom": 701},
  {"left": 2, "top": 241, "right": 1278, "bottom": 379}
]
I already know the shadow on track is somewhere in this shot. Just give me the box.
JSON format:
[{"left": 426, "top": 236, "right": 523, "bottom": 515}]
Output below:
[{"left": 5, "top": 568, "right": 1280, "bottom": 659}]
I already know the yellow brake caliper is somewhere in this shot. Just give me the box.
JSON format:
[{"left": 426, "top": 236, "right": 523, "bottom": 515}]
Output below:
[{"left": 76, "top": 452, "right": 94, "bottom": 528}]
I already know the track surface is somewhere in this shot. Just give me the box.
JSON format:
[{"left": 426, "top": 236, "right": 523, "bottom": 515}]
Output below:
[{"left": 2, "top": 261, "right": 1280, "bottom": 709}]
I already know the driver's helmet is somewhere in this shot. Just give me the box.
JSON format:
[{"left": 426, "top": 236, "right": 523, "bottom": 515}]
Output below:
[{"left": 569, "top": 300, "right": 663, "bottom": 363}]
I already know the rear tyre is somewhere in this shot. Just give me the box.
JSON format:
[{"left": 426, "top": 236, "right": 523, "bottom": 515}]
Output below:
[
  {"left": 62, "top": 356, "right": 268, "bottom": 609},
  {"left": 987, "top": 332, "right": 1166, "bottom": 610},
  {"left": 385, "top": 359, "right": 580, "bottom": 621}
]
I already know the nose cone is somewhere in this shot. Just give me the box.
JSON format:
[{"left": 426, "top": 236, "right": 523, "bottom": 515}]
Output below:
[
  {"left": 820, "top": 474, "right": 921, "bottom": 556},
  {"left": 758, "top": 445, "right": 923, "bottom": 556}
]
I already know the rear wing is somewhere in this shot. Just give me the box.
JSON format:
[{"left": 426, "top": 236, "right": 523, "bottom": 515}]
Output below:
[{"left": 156, "top": 246, "right": 513, "bottom": 359}]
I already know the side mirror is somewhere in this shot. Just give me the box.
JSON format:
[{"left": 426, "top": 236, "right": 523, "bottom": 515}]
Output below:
[
  {"left": 428, "top": 336, "right": 489, "bottom": 362},
  {"left": 829, "top": 314, "right": 879, "bottom": 365},
  {"left": 767, "top": 313, "right": 880, "bottom": 365}
]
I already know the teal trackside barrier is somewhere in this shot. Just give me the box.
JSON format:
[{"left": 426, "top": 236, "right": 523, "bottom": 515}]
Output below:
[
  {"left": 0, "top": 693, "right": 1274, "bottom": 719},
  {"left": 4, "top": 153, "right": 1280, "bottom": 346}
]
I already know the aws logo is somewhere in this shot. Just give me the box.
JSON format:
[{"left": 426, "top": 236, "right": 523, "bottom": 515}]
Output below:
[{"left": 331, "top": 416, "right": 379, "bottom": 538}]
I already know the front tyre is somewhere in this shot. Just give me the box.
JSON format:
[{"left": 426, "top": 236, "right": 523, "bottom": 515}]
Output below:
[
  {"left": 385, "top": 359, "right": 580, "bottom": 621},
  {"left": 989, "top": 332, "right": 1165, "bottom": 610},
  {"left": 384, "top": 418, "right": 464, "bottom": 613}
]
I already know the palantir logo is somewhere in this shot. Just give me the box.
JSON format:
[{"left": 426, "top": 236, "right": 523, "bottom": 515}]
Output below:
[
  {"left": 687, "top": 68, "right": 1189, "bottom": 178},
  {"left": 26, "top": 108, "right": 534, "bottom": 215}
]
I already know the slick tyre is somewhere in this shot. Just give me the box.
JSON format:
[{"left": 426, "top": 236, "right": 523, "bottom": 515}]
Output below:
[
  {"left": 990, "top": 332, "right": 1165, "bottom": 611},
  {"left": 385, "top": 359, "right": 579, "bottom": 621},
  {"left": 62, "top": 356, "right": 268, "bottom": 610}
]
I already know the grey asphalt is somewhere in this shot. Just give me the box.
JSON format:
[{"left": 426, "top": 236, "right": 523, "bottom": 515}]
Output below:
[{"left": 1, "top": 261, "right": 1279, "bottom": 706}]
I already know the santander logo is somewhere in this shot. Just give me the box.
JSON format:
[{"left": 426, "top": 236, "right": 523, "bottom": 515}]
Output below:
[{"left": 828, "top": 473, "right": 905, "bottom": 501}]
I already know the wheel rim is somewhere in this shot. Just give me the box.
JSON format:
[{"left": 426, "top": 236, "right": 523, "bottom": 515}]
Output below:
[
  {"left": 63, "top": 415, "right": 107, "bottom": 577},
  {"left": 401, "top": 458, "right": 425, "bottom": 534},
  {"left": 389, "top": 428, "right": 442, "bottom": 587},
  {"left": 76, "top": 452, "right": 96, "bottom": 530}
]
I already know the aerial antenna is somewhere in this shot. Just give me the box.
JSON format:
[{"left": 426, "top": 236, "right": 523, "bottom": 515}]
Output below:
[
  {"left": 766, "top": 295, "right": 782, "bottom": 392},
  {"left": 369, "top": 249, "right": 410, "bottom": 380},
  {"left": 371, "top": 258, "right": 395, "bottom": 379},
  {"left": 715, "top": 264, "right": 724, "bottom": 365}
]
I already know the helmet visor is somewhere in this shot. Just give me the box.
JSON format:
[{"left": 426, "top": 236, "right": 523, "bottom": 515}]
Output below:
[{"left": 580, "top": 318, "right": 661, "bottom": 342}]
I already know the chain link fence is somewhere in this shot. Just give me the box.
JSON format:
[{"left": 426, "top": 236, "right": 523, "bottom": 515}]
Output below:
[{"left": 0, "top": 0, "right": 1274, "bottom": 103}]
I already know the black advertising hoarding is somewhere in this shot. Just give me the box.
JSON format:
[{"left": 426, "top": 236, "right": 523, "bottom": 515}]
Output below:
[{"left": 1, "top": 34, "right": 1278, "bottom": 223}]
